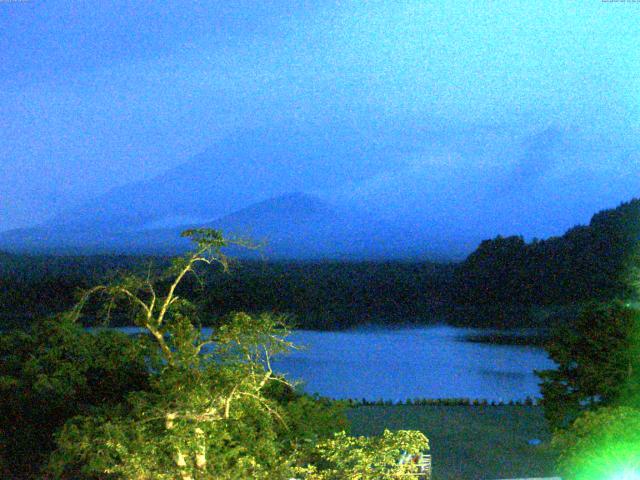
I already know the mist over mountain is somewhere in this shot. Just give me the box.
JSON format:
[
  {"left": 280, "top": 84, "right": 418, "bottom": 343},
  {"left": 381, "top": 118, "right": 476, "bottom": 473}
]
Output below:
[
  {"left": 493, "top": 127, "right": 566, "bottom": 195},
  {"left": 209, "top": 192, "right": 463, "bottom": 260},
  {"left": 330, "top": 126, "right": 640, "bottom": 245},
  {"left": 50, "top": 121, "right": 412, "bottom": 230},
  {"left": 1, "top": 123, "right": 638, "bottom": 259},
  {"left": 0, "top": 191, "right": 458, "bottom": 259}
]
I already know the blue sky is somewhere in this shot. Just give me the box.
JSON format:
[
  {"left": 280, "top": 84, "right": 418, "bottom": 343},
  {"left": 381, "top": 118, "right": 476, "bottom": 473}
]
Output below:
[{"left": 1, "top": 1, "right": 639, "bottom": 237}]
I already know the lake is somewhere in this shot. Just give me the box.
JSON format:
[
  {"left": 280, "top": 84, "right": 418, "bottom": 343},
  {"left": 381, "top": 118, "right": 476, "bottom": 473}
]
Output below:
[
  {"left": 117, "top": 325, "right": 554, "bottom": 402},
  {"left": 271, "top": 326, "right": 554, "bottom": 402}
]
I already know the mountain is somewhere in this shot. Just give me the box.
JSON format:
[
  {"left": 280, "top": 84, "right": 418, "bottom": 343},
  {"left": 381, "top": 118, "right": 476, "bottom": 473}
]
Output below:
[
  {"left": 49, "top": 122, "right": 411, "bottom": 231},
  {"left": 2, "top": 123, "right": 639, "bottom": 259},
  {"left": 207, "top": 192, "right": 461, "bottom": 260},
  {"left": 0, "top": 192, "right": 464, "bottom": 259},
  {"left": 210, "top": 192, "right": 347, "bottom": 258},
  {"left": 335, "top": 126, "right": 640, "bottom": 244}
]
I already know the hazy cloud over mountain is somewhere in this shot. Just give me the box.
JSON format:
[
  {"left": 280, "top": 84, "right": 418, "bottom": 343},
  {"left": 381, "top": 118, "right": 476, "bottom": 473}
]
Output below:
[
  {"left": 495, "top": 127, "right": 565, "bottom": 194},
  {"left": 1, "top": 1, "right": 638, "bottom": 257}
]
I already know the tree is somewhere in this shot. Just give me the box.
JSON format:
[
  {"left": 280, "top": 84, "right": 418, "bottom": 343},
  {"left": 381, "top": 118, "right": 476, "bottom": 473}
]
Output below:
[
  {"left": 536, "top": 300, "right": 640, "bottom": 431},
  {"left": 0, "top": 315, "right": 151, "bottom": 477},
  {"left": 47, "top": 312, "right": 310, "bottom": 479},
  {"left": 24, "top": 229, "right": 429, "bottom": 479},
  {"left": 293, "top": 430, "right": 429, "bottom": 480},
  {"left": 552, "top": 406, "right": 640, "bottom": 480}
]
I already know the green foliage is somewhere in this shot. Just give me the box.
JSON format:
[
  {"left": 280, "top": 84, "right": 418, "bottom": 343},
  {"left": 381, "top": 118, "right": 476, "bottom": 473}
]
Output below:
[
  {"left": 45, "top": 232, "right": 310, "bottom": 478},
  {"left": 0, "top": 316, "right": 151, "bottom": 477},
  {"left": 277, "top": 395, "right": 351, "bottom": 452},
  {"left": 294, "top": 430, "right": 429, "bottom": 480},
  {"left": 180, "top": 228, "right": 228, "bottom": 250},
  {"left": 47, "top": 388, "right": 297, "bottom": 479},
  {"left": 536, "top": 301, "right": 640, "bottom": 430},
  {"left": 552, "top": 406, "right": 640, "bottom": 480},
  {"left": 0, "top": 229, "right": 429, "bottom": 479}
]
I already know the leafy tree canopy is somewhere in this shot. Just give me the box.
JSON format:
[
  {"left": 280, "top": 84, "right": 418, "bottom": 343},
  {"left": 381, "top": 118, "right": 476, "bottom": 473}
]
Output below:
[
  {"left": 536, "top": 300, "right": 640, "bottom": 431},
  {"left": 0, "top": 315, "right": 152, "bottom": 477},
  {"left": 2, "top": 229, "right": 429, "bottom": 479},
  {"left": 552, "top": 406, "right": 640, "bottom": 480}
]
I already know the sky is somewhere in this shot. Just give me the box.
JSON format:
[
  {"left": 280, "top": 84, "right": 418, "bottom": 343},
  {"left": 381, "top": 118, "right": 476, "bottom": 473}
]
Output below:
[{"left": 1, "top": 0, "right": 639, "bottom": 239}]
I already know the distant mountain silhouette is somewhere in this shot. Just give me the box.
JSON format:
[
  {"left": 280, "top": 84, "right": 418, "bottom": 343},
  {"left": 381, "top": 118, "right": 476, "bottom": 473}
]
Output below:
[
  {"left": 206, "top": 192, "right": 440, "bottom": 259},
  {"left": 2, "top": 123, "right": 639, "bottom": 259},
  {"left": 493, "top": 126, "right": 566, "bottom": 195},
  {"left": 0, "top": 192, "right": 461, "bottom": 259},
  {"left": 49, "top": 122, "right": 408, "bottom": 231}
]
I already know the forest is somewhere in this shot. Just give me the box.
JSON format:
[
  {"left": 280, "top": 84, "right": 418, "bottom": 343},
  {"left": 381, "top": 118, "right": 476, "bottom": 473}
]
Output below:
[
  {"left": 2, "top": 201, "right": 640, "bottom": 478},
  {"left": 1, "top": 198, "right": 639, "bottom": 331}
]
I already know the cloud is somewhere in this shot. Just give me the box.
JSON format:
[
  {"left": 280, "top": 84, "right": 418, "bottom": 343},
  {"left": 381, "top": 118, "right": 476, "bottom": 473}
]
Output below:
[
  {"left": 492, "top": 126, "right": 566, "bottom": 195},
  {"left": 0, "top": 1, "right": 639, "bottom": 233}
]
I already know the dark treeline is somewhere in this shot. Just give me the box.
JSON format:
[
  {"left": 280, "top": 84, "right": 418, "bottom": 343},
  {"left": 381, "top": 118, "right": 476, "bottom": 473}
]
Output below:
[
  {"left": 0, "top": 253, "right": 170, "bottom": 328},
  {"left": 0, "top": 253, "right": 455, "bottom": 330},
  {"left": 197, "top": 260, "right": 454, "bottom": 329},
  {"left": 447, "top": 198, "right": 640, "bottom": 327},
  {"left": 1, "top": 198, "right": 639, "bottom": 330}
]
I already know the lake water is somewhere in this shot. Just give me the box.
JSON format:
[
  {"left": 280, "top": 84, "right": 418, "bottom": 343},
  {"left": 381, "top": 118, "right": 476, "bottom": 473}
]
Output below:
[
  {"left": 271, "top": 326, "right": 554, "bottom": 402},
  {"left": 116, "top": 325, "right": 554, "bottom": 402}
]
